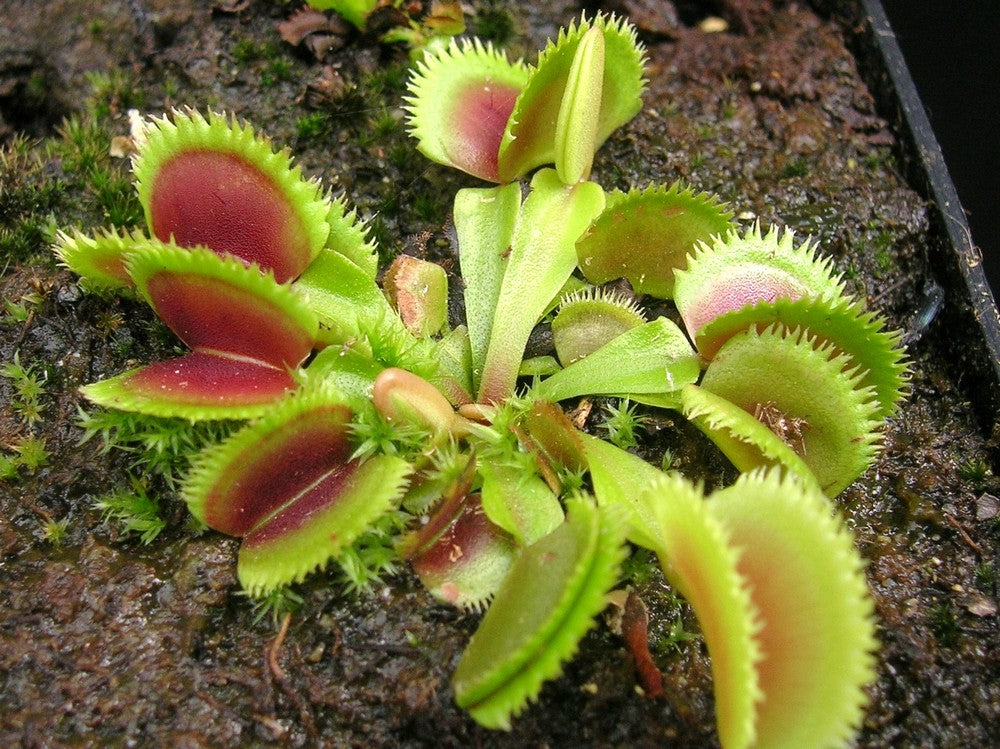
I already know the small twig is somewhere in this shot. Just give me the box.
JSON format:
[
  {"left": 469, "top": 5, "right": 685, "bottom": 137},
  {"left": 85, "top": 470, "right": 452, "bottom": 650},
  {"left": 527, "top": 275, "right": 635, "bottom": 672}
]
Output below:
[
  {"left": 12, "top": 310, "right": 35, "bottom": 350},
  {"left": 265, "top": 612, "right": 318, "bottom": 741},
  {"left": 869, "top": 277, "right": 908, "bottom": 307},
  {"left": 268, "top": 612, "right": 292, "bottom": 682},
  {"left": 329, "top": 618, "right": 343, "bottom": 660},
  {"left": 944, "top": 513, "right": 983, "bottom": 554},
  {"left": 250, "top": 712, "right": 289, "bottom": 740}
]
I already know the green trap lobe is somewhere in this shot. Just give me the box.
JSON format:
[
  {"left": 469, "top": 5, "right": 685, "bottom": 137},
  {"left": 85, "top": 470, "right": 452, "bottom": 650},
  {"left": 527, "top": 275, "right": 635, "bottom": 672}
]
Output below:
[
  {"left": 150, "top": 149, "right": 311, "bottom": 282},
  {"left": 113, "top": 353, "right": 297, "bottom": 410},
  {"left": 411, "top": 494, "right": 516, "bottom": 608},
  {"left": 450, "top": 80, "right": 521, "bottom": 182},
  {"left": 682, "top": 267, "right": 807, "bottom": 339},
  {"left": 202, "top": 403, "right": 354, "bottom": 535},
  {"left": 453, "top": 502, "right": 597, "bottom": 707},
  {"left": 236, "top": 454, "right": 411, "bottom": 594},
  {"left": 576, "top": 187, "right": 733, "bottom": 299},
  {"left": 243, "top": 461, "right": 359, "bottom": 544},
  {"left": 146, "top": 270, "right": 313, "bottom": 368}
]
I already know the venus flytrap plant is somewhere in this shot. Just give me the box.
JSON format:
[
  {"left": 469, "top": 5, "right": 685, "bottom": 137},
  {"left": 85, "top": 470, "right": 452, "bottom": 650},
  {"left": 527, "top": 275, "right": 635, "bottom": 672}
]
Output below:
[
  {"left": 51, "top": 10, "right": 909, "bottom": 743},
  {"left": 514, "top": 404, "right": 877, "bottom": 746},
  {"left": 54, "top": 107, "right": 397, "bottom": 419},
  {"left": 678, "top": 383, "right": 820, "bottom": 491},
  {"left": 701, "top": 325, "right": 883, "bottom": 496},
  {"left": 703, "top": 471, "right": 878, "bottom": 748},
  {"left": 695, "top": 293, "right": 908, "bottom": 417},
  {"left": 452, "top": 496, "right": 628, "bottom": 729},
  {"left": 496, "top": 14, "right": 646, "bottom": 184},
  {"left": 673, "top": 224, "right": 846, "bottom": 344},
  {"left": 553, "top": 25, "right": 605, "bottom": 185},
  {"left": 133, "top": 110, "right": 331, "bottom": 282},
  {"left": 404, "top": 41, "right": 529, "bottom": 183}
]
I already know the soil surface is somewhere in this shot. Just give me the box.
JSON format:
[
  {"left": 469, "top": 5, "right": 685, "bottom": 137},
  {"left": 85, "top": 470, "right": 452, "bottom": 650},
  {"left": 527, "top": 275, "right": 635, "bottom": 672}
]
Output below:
[{"left": 2, "top": 1, "right": 999, "bottom": 746}]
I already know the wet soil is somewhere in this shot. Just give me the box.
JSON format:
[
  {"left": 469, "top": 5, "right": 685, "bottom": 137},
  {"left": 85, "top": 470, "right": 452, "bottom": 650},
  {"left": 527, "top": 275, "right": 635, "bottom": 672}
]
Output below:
[{"left": 2, "top": 1, "right": 999, "bottom": 746}]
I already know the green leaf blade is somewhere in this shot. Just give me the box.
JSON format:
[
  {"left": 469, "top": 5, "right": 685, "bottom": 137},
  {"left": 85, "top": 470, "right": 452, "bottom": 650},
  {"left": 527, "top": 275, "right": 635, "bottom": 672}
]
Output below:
[
  {"left": 477, "top": 170, "right": 605, "bottom": 403},
  {"left": 454, "top": 183, "right": 522, "bottom": 392},
  {"left": 537, "top": 316, "right": 699, "bottom": 402}
]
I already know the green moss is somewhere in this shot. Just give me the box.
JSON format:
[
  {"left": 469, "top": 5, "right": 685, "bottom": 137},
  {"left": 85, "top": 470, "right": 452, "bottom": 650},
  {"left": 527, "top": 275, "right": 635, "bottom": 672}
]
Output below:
[
  {"left": 51, "top": 116, "right": 103, "bottom": 175},
  {"left": 413, "top": 191, "right": 446, "bottom": 223},
  {"left": 601, "top": 399, "right": 650, "bottom": 451},
  {"left": 76, "top": 408, "right": 237, "bottom": 490},
  {"left": 363, "top": 63, "right": 409, "bottom": 98},
  {"left": 0, "top": 436, "right": 51, "bottom": 480},
  {"left": 0, "top": 139, "right": 67, "bottom": 265},
  {"left": 1, "top": 352, "right": 48, "bottom": 426},
  {"left": 958, "top": 457, "right": 991, "bottom": 487},
  {"left": 973, "top": 563, "right": 997, "bottom": 590},
  {"left": 84, "top": 70, "right": 146, "bottom": 119},
  {"left": 244, "top": 585, "right": 304, "bottom": 627},
  {"left": 86, "top": 165, "right": 142, "bottom": 226},
  {"left": 0, "top": 455, "right": 18, "bottom": 481},
  {"left": 387, "top": 143, "right": 414, "bottom": 170},
  {"left": 12, "top": 436, "right": 50, "bottom": 472},
  {"left": 928, "top": 602, "right": 960, "bottom": 648},
  {"left": 262, "top": 57, "right": 294, "bottom": 87},
  {"left": 780, "top": 156, "right": 810, "bottom": 179},
  {"left": 335, "top": 510, "right": 410, "bottom": 596},
  {"left": 374, "top": 110, "right": 402, "bottom": 138},
  {"left": 41, "top": 516, "right": 71, "bottom": 548},
  {"left": 862, "top": 147, "right": 896, "bottom": 172},
  {"left": 231, "top": 37, "right": 264, "bottom": 64},
  {"left": 620, "top": 546, "right": 659, "bottom": 587},
  {"left": 654, "top": 613, "right": 701, "bottom": 656},
  {"left": 93, "top": 477, "right": 167, "bottom": 545},
  {"left": 472, "top": 2, "right": 516, "bottom": 45},
  {"left": 296, "top": 112, "right": 329, "bottom": 140}
]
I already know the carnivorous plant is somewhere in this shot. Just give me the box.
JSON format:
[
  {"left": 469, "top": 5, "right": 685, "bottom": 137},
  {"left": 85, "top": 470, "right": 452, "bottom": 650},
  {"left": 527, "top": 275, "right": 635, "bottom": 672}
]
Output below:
[{"left": 54, "top": 12, "right": 907, "bottom": 745}]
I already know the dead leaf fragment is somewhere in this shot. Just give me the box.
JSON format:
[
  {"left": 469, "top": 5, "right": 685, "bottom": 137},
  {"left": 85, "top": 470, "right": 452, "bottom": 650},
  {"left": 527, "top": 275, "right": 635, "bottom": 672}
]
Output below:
[
  {"left": 277, "top": 8, "right": 331, "bottom": 46},
  {"left": 109, "top": 135, "right": 135, "bottom": 158},
  {"left": 621, "top": 591, "right": 665, "bottom": 699},
  {"left": 301, "top": 66, "right": 350, "bottom": 108},
  {"left": 213, "top": 0, "right": 251, "bottom": 12},
  {"left": 963, "top": 594, "right": 997, "bottom": 618},
  {"left": 976, "top": 493, "right": 999, "bottom": 521}
]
